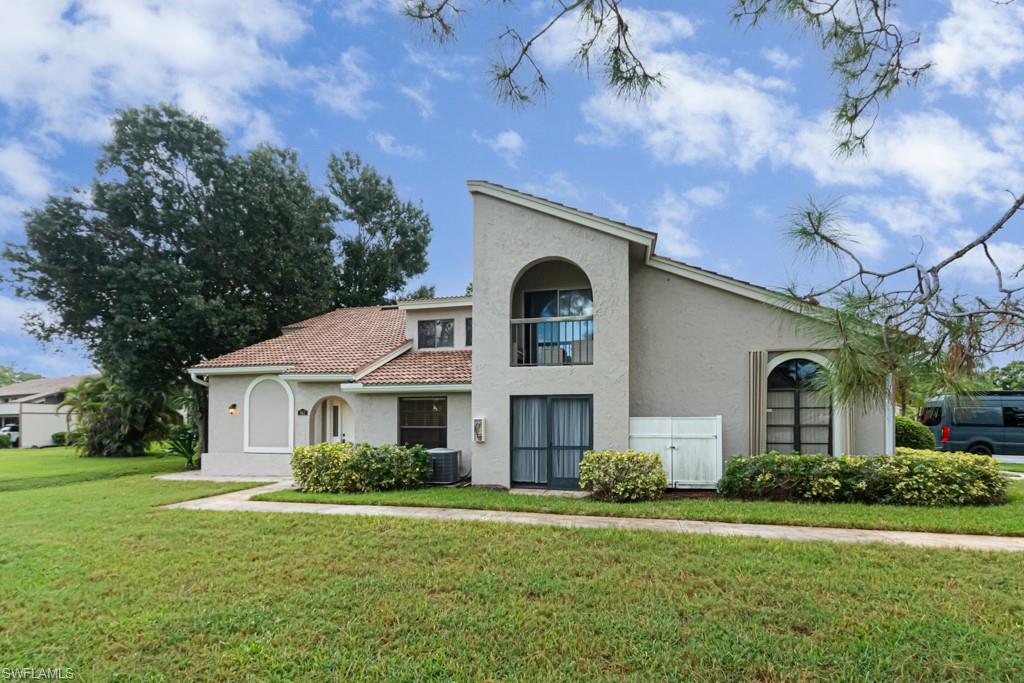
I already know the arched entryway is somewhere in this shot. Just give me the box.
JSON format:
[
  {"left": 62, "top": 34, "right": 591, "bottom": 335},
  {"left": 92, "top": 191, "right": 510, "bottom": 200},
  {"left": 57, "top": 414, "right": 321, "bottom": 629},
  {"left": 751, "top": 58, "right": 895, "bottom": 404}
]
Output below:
[
  {"left": 766, "top": 357, "right": 833, "bottom": 454},
  {"left": 308, "top": 396, "right": 352, "bottom": 445}
]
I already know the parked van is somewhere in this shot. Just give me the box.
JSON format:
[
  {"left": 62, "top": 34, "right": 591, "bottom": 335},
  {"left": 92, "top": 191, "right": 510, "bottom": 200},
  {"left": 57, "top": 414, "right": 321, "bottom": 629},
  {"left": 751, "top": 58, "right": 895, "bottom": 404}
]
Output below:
[{"left": 919, "top": 391, "right": 1024, "bottom": 455}]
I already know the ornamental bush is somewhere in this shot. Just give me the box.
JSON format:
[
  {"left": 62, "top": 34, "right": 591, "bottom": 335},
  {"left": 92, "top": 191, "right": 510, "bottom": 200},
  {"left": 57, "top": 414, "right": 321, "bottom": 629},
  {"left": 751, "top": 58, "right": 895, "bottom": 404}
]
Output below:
[
  {"left": 51, "top": 431, "right": 67, "bottom": 447},
  {"left": 895, "top": 414, "right": 936, "bottom": 450},
  {"left": 292, "top": 442, "right": 430, "bottom": 493},
  {"left": 0, "top": 434, "right": 11, "bottom": 449},
  {"left": 579, "top": 449, "right": 667, "bottom": 502},
  {"left": 718, "top": 450, "right": 1006, "bottom": 506}
]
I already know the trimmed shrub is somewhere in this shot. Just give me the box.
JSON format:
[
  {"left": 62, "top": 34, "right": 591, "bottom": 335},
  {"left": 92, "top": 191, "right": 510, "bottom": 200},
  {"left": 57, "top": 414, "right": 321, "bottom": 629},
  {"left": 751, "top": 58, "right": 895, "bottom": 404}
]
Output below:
[
  {"left": 579, "top": 449, "right": 667, "bottom": 502},
  {"left": 718, "top": 450, "right": 1006, "bottom": 506},
  {"left": 292, "top": 442, "right": 430, "bottom": 493},
  {"left": 0, "top": 434, "right": 11, "bottom": 449},
  {"left": 895, "top": 414, "right": 935, "bottom": 450},
  {"left": 51, "top": 432, "right": 67, "bottom": 447}
]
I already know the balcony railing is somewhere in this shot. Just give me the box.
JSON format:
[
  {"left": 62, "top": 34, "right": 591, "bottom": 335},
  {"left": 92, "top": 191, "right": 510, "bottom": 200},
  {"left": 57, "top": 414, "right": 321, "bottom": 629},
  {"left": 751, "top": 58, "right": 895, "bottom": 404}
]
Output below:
[{"left": 510, "top": 315, "right": 594, "bottom": 366}]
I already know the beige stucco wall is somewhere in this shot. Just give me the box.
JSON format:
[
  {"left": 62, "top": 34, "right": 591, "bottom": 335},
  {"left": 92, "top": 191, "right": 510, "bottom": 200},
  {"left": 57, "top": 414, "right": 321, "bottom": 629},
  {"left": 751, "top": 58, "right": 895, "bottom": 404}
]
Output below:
[
  {"left": 20, "top": 403, "right": 71, "bottom": 448},
  {"left": 204, "top": 374, "right": 471, "bottom": 476},
  {"left": 470, "top": 193, "right": 632, "bottom": 488},
  {"left": 629, "top": 263, "right": 891, "bottom": 457},
  {"left": 404, "top": 305, "right": 473, "bottom": 350}
]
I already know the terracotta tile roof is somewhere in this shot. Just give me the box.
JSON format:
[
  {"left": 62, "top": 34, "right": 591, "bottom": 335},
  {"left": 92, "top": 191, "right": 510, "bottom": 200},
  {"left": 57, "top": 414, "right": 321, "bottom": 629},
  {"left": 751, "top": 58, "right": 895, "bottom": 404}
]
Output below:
[
  {"left": 360, "top": 350, "right": 472, "bottom": 385},
  {"left": 193, "top": 306, "right": 409, "bottom": 374}
]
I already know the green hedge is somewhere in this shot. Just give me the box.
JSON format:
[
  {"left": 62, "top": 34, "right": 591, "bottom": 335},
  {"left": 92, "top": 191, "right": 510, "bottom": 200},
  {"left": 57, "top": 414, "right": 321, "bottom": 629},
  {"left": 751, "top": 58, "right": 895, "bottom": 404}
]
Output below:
[
  {"left": 0, "top": 434, "right": 11, "bottom": 449},
  {"left": 718, "top": 450, "right": 1006, "bottom": 506},
  {"left": 51, "top": 432, "right": 68, "bottom": 447},
  {"left": 895, "top": 414, "right": 936, "bottom": 449},
  {"left": 292, "top": 442, "right": 431, "bottom": 493},
  {"left": 579, "top": 449, "right": 667, "bottom": 502}
]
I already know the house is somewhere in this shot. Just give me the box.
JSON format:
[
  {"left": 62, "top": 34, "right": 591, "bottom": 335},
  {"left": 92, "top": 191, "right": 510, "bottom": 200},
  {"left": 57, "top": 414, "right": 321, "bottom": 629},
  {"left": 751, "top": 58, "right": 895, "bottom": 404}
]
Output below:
[
  {"left": 0, "top": 375, "right": 93, "bottom": 447},
  {"left": 189, "top": 181, "right": 894, "bottom": 487}
]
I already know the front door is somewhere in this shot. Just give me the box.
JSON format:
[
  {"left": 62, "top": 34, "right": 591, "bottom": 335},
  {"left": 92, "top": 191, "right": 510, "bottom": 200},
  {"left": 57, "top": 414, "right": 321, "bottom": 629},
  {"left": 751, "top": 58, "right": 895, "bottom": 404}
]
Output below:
[{"left": 511, "top": 395, "right": 592, "bottom": 489}]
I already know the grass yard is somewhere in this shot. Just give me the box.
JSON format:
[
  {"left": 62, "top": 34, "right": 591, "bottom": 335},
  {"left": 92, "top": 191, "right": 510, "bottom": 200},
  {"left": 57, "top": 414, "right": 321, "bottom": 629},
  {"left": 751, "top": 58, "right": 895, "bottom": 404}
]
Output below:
[
  {"left": 0, "top": 446, "right": 184, "bottom": 492},
  {"left": 259, "top": 480, "right": 1024, "bottom": 537},
  {"left": 1001, "top": 463, "right": 1024, "bottom": 473},
  {"left": 3, "top": 456, "right": 1024, "bottom": 679}
]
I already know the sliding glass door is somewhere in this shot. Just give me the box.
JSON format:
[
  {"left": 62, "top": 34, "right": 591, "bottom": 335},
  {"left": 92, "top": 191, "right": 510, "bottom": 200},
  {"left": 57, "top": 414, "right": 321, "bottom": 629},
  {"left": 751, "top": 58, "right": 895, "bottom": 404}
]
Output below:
[{"left": 511, "top": 395, "right": 593, "bottom": 489}]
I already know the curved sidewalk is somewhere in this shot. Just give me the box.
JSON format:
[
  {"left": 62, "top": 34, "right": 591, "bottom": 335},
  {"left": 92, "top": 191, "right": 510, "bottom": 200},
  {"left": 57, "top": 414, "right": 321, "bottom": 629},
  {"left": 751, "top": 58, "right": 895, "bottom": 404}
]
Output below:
[{"left": 161, "top": 482, "right": 1024, "bottom": 553}]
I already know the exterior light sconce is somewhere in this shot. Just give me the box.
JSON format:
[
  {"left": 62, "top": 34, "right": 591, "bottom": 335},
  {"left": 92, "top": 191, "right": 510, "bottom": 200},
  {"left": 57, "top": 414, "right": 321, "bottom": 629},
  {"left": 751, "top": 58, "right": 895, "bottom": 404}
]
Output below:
[
  {"left": 228, "top": 403, "right": 238, "bottom": 416},
  {"left": 473, "top": 417, "right": 486, "bottom": 444}
]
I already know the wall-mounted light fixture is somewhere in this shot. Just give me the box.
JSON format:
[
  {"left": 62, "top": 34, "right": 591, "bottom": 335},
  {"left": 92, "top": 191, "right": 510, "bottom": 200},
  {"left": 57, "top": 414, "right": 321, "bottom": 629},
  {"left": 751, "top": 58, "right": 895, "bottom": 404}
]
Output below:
[
  {"left": 228, "top": 403, "right": 238, "bottom": 416},
  {"left": 473, "top": 417, "right": 486, "bottom": 444}
]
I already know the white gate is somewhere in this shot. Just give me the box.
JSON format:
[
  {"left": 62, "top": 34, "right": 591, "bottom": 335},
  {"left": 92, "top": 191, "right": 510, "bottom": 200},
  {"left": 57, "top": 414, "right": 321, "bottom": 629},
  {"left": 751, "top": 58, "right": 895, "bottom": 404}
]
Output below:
[{"left": 629, "top": 416, "right": 723, "bottom": 489}]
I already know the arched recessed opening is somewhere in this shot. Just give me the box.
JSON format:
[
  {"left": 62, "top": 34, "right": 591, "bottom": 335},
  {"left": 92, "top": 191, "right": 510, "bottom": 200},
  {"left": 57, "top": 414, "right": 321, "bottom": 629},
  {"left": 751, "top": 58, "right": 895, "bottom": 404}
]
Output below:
[
  {"left": 767, "top": 358, "right": 832, "bottom": 454},
  {"left": 308, "top": 395, "right": 353, "bottom": 445},
  {"left": 509, "top": 259, "right": 594, "bottom": 366},
  {"left": 244, "top": 375, "right": 294, "bottom": 453}
]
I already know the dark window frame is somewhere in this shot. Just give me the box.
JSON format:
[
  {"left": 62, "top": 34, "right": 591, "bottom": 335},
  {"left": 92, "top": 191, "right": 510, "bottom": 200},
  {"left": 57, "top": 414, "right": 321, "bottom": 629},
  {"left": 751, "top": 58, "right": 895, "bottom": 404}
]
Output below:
[
  {"left": 398, "top": 396, "right": 448, "bottom": 450},
  {"left": 509, "top": 394, "right": 594, "bottom": 490},
  {"left": 465, "top": 317, "right": 472, "bottom": 347},
  {"left": 766, "top": 359, "right": 832, "bottom": 455},
  {"left": 418, "top": 319, "right": 455, "bottom": 349}
]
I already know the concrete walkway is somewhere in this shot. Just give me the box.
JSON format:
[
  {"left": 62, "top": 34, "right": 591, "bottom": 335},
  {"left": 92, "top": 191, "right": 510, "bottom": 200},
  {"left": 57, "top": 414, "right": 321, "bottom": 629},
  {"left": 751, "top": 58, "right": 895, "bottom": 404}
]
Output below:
[{"left": 160, "top": 482, "right": 1024, "bottom": 553}]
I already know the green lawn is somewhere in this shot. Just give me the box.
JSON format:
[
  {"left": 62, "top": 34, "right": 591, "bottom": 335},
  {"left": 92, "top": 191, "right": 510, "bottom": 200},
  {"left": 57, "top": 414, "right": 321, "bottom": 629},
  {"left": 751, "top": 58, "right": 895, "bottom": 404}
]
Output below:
[
  {"left": 1001, "top": 463, "right": 1024, "bottom": 473},
  {"left": 0, "top": 446, "right": 184, "bottom": 492},
  {"left": 258, "top": 480, "right": 1024, "bottom": 537},
  {"left": 3, "top": 457, "right": 1024, "bottom": 679}
]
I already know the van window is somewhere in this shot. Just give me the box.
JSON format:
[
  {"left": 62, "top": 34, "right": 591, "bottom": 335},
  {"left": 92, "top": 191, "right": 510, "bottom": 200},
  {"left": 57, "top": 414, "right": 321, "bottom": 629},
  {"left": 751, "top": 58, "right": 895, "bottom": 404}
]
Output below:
[
  {"left": 953, "top": 405, "right": 1002, "bottom": 426},
  {"left": 919, "top": 407, "right": 942, "bottom": 426},
  {"left": 1003, "top": 405, "right": 1024, "bottom": 428}
]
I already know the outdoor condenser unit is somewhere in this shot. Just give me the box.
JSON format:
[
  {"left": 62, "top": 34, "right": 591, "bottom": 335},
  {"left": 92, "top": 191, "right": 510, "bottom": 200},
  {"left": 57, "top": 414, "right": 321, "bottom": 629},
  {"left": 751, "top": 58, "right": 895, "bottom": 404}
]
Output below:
[{"left": 426, "top": 448, "right": 461, "bottom": 485}]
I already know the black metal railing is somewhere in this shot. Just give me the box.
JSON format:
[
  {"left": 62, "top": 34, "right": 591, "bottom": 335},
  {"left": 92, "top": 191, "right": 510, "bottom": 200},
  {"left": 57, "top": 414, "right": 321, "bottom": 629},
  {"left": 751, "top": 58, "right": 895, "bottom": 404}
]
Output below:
[{"left": 510, "top": 315, "right": 594, "bottom": 366}]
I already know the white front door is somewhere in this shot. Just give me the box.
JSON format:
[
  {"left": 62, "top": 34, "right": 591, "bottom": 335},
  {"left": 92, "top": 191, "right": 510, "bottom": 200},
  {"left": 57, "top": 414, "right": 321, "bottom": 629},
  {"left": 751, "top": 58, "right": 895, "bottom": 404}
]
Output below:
[
  {"left": 327, "top": 400, "right": 343, "bottom": 444},
  {"left": 629, "top": 416, "right": 723, "bottom": 489}
]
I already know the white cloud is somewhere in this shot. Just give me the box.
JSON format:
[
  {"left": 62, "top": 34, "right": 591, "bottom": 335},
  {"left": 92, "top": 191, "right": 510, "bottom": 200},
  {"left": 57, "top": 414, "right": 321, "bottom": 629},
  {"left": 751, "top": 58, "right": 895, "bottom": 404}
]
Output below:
[
  {"left": 649, "top": 184, "right": 728, "bottom": 260},
  {"left": 790, "top": 111, "right": 1019, "bottom": 204},
  {"left": 0, "top": 295, "right": 42, "bottom": 331},
  {"left": 0, "top": 142, "right": 54, "bottom": 233},
  {"left": 404, "top": 45, "right": 476, "bottom": 81},
  {"left": 839, "top": 220, "right": 888, "bottom": 260},
  {"left": 238, "top": 109, "right": 284, "bottom": 148},
  {"left": 399, "top": 82, "right": 435, "bottom": 119},
  {"left": 928, "top": 0, "right": 1024, "bottom": 96},
  {"left": 520, "top": 171, "right": 583, "bottom": 204},
  {"left": 579, "top": 52, "right": 795, "bottom": 171},
  {"left": 761, "top": 47, "right": 800, "bottom": 71},
  {"left": 0, "top": 142, "right": 52, "bottom": 200},
  {"left": 472, "top": 129, "right": 525, "bottom": 166},
  {"left": 332, "top": 0, "right": 403, "bottom": 25},
  {"left": 534, "top": 7, "right": 696, "bottom": 69},
  {"left": 0, "top": 0, "right": 307, "bottom": 142},
  {"left": 369, "top": 131, "right": 425, "bottom": 159},
  {"left": 314, "top": 48, "right": 376, "bottom": 118},
  {"left": 847, "top": 195, "right": 958, "bottom": 239},
  {"left": 941, "top": 229, "right": 1024, "bottom": 287}
]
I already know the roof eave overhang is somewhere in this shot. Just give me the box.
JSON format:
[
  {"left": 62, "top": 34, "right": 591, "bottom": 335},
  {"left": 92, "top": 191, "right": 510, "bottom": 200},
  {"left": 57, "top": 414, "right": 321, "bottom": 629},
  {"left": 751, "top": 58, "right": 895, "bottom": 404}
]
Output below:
[
  {"left": 340, "top": 382, "right": 472, "bottom": 394},
  {"left": 397, "top": 297, "right": 473, "bottom": 311}
]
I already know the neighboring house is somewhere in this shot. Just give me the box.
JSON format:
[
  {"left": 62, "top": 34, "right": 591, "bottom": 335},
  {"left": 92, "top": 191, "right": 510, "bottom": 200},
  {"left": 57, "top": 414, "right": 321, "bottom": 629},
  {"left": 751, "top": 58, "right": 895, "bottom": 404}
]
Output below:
[
  {"left": 0, "top": 375, "right": 94, "bottom": 447},
  {"left": 189, "top": 181, "right": 894, "bottom": 487}
]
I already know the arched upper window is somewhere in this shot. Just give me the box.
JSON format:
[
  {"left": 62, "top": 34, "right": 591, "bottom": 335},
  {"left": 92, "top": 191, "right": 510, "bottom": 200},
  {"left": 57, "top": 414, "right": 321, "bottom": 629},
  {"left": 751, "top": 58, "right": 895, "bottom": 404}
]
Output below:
[
  {"left": 510, "top": 259, "right": 594, "bottom": 366},
  {"left": 766, "top": 358, "right": 832, "bottom": 454}
]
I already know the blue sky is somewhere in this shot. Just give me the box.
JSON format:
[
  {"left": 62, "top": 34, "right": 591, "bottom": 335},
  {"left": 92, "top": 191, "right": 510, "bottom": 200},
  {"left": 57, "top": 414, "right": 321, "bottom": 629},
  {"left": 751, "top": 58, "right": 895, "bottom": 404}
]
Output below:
[{"left": 1, "top": 0, "right": 1023, "bottom": 376}]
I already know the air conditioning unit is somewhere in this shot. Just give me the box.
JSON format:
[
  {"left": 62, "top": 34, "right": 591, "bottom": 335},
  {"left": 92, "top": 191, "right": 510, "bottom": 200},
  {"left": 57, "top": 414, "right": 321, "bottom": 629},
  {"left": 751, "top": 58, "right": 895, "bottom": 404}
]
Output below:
[{"left": 426, "top": 448, "right": 461, "bottom": 485}]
